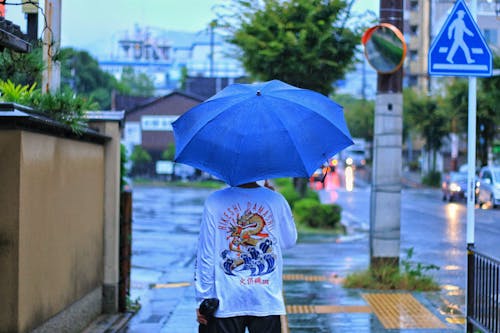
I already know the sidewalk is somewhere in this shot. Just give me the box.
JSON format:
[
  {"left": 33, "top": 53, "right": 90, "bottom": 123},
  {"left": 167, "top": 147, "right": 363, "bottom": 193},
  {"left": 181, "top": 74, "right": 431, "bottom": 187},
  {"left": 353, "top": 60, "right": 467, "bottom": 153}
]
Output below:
[
  {"left": 84, "top": 181, "right": 466, "bottom": 333},
  {"left": 87, "top": 229, "right": 465, "bottom": 332}
]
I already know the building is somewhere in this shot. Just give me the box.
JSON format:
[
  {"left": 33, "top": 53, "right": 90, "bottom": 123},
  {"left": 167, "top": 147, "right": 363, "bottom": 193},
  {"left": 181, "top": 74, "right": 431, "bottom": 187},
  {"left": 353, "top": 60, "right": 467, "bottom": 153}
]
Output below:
[
  {"left": 122, "top": 90, "right": 204, "bottom": 174},
  {"left": 99, "top": 25, "right": 245, "bottom": 95},
  {"left": 405, "top": 0, "right": 500, "bottom": 94}
]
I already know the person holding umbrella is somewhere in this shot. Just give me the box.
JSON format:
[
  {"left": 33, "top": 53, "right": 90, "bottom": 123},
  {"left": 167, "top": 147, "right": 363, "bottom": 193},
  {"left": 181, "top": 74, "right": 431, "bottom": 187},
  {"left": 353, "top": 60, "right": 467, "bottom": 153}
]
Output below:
[
  {"left": 172, "top": 79, "right": 354, "bottom": 333},
  {"left": 194, "top": 179, "right": 297, "bottom": 333}
]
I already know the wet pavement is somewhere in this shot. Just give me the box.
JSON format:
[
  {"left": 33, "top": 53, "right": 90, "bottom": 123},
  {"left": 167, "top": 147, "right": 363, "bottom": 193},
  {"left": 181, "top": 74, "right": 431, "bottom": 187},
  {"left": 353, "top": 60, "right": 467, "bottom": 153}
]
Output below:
[{"left": 86, "top": 182, "right": 469, "bottom": 332}]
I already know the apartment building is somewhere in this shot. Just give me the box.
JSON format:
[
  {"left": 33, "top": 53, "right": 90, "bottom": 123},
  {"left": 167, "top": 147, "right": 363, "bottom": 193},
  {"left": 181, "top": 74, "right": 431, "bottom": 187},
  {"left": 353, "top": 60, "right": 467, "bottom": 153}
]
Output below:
[{"left": 405, "top": 0, "right": 499, "bottom": 93}]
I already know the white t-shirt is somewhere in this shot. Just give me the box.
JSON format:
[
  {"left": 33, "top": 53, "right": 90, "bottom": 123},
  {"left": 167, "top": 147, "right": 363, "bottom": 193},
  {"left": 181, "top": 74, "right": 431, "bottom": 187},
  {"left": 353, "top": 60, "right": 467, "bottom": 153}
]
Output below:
[{"left": 194, "top": 186, "right": 297, "bottom": 318}]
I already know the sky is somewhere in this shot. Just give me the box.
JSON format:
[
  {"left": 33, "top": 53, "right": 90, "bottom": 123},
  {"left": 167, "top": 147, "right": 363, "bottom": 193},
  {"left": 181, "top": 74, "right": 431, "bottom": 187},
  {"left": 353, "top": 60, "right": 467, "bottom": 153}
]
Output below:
[{"left": 4, "top": 0, "right": 378, "bottom": 54}]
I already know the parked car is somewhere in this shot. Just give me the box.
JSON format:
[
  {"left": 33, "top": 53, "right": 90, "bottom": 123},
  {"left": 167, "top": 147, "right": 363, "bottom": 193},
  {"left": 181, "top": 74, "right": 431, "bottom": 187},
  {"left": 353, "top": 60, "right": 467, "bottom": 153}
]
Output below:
[
  {"left": 477, "top": 166, "right": 500, "bottom": 208},
  {"left": 442, "top": 172, "right": 468, "bottom": 202}
]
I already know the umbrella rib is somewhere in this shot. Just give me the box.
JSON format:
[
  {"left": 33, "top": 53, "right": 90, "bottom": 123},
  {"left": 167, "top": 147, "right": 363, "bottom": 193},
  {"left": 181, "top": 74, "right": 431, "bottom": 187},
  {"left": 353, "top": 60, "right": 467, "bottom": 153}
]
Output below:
[{"left": 266, "top": 107, "right": 311, "bottom": 176}]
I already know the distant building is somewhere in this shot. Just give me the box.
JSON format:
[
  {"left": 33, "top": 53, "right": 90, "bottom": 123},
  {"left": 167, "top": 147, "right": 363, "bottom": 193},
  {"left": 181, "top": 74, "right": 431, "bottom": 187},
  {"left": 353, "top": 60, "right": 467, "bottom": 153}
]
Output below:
[
  {"left": 99, "top": 25, "right": 245, "bottom": 95},
  {"left": 122, "top": 90, "right": 204, "bottom": 165}
]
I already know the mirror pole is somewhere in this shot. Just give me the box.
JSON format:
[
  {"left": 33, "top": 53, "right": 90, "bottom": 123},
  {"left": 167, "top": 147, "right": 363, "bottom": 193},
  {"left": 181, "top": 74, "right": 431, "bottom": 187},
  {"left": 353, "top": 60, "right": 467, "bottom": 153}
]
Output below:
[{"left": 369, "top": 0, "right": 404, "bottom": 270}]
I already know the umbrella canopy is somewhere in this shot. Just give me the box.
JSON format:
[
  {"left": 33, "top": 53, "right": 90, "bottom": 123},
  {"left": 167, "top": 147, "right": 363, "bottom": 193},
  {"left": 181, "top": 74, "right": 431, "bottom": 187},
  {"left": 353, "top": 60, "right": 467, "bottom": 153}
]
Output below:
[{"left": 172, "top": 79, "right": 353, "bottom": 186}]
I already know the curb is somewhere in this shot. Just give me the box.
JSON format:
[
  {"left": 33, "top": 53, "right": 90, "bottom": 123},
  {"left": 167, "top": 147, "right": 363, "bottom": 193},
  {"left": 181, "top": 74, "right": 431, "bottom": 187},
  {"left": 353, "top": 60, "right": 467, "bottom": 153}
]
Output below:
[{"left": 82, "top": 312, "right": 135, "bottom": 333}]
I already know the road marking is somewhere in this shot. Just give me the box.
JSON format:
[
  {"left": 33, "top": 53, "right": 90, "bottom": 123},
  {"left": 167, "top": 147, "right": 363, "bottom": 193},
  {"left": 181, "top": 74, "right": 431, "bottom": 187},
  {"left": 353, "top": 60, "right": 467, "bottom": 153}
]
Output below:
[
  {"left": 362, "top": 293, "right": 446, "bottom": 329},
  {"left": 286, "top": 304, "right": 371, "bottom": 314},
  {"left": 283, "top": 273, "right": 343, "bottom": 284},
  {"left": 151, "top": 282, "right": 191, "bottom": 289}
]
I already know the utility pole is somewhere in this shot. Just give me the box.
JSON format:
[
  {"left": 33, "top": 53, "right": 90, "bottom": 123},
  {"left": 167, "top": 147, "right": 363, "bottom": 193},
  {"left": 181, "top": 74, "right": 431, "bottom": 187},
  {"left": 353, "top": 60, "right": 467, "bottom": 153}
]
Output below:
[
  {"left": 209, "top": 20, "right": 217, "bottom": 78},
  {"left": 370, "top": 0, "right": 404, "bottom": 268},
  {"left": 42, "top": 0, "right": 61, "bottom": 93}
]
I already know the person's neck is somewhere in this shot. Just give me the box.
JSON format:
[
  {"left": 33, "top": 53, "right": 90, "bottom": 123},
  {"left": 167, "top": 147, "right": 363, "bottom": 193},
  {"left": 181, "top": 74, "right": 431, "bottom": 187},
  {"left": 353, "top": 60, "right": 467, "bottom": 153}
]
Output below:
[{"left": 237, "top": 182, "right": 260, "bottom": 188}]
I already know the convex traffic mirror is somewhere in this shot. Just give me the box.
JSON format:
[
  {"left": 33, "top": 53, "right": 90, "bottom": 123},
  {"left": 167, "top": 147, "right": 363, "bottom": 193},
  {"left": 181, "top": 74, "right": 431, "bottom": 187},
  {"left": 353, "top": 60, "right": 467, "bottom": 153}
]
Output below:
[{"left": 362, "top": 23, "right": 407, "bottom": 74}]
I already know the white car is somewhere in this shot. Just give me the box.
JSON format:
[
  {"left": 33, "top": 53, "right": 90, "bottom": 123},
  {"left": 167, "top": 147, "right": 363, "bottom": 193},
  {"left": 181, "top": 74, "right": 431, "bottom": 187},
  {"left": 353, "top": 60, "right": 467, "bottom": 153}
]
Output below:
[{"left": 477, "top": 166, "right": 500, "bottom": 208}]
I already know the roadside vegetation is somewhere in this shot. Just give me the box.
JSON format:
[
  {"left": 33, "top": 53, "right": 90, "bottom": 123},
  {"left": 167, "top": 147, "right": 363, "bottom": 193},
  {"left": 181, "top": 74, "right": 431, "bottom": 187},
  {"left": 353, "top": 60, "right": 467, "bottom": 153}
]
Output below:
[
  {"left": 275, "top": 178, "right": 344, "bottom": 234},
  {"left": 344, "top": 247, "right": 440, "bottom": 291},
  {"left": 133, "top": 177, "right": 225, "bottom": 189}
]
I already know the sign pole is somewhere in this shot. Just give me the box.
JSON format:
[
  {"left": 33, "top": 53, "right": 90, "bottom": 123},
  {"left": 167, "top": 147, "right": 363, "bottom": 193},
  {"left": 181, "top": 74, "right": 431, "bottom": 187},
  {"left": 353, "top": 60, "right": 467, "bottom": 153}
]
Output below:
[
  {"left": 466, "top": 76, "right": 476, "bottom": 247},
  {"left": 466, "top": 4, "right": 476, "bottom": 333}
]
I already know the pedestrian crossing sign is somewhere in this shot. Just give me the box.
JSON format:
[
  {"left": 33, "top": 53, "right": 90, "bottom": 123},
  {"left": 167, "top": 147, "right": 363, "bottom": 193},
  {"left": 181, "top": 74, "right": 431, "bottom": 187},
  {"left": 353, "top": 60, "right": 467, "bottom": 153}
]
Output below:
[{"left": 428, "top": 0, "right": 492, "bottom": 77}]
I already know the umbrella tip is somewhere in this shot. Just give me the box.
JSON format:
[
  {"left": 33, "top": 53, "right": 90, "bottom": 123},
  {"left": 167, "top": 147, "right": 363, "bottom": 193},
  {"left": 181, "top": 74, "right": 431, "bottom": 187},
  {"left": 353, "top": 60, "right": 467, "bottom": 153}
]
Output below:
[{"left": 256, "top": 90, "right": 261, "bottom": 96}]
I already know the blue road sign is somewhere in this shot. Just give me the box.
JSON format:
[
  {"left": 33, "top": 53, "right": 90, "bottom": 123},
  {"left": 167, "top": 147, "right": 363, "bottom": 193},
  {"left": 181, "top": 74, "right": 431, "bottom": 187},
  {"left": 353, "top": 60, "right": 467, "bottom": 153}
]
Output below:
[{"left": 429, "top": 0, "right": 492, "bottom": 77}]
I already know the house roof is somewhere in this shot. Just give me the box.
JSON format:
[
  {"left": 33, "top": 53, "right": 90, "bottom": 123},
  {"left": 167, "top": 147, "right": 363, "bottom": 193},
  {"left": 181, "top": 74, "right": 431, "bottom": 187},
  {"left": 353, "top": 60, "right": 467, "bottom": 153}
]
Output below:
[
  {"left": 0, "top": 17, "right": 31, "bottom": 53},
  {"left": 126, "top": 90, "right": 205, "bottom": 115}
]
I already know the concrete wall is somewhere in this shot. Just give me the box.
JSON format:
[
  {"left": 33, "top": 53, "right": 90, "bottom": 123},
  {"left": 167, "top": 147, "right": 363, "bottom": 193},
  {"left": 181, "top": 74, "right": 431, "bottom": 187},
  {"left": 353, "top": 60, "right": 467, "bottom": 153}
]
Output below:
[{"left": 0, "top": 130, "right": 105, "bottom": 333}]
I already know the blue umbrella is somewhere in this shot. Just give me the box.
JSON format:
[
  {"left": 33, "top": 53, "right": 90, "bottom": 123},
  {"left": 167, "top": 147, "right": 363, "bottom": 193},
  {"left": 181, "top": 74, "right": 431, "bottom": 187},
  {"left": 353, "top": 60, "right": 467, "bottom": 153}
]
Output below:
[{"left": 172, "top": 79, "right": 353, "bottom": 186}]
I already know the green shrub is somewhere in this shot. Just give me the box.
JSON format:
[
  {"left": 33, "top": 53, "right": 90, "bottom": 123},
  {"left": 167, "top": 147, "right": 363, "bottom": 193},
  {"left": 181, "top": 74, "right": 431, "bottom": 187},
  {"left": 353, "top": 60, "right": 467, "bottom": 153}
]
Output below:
[
  {"left": 305, "top": 187, "right": 319, "bottom": 201},
  {"left": 293, "top": 198, "right": 341, "bottom": 229},
  {"left": 280, "top": 184, "right": 301, "bottom": 209},
  {"left": 274, "top": 178, "right": 293, "bottom": 188},
  {"left": 422, "top": 171, "right": 441, "bottom": 187}
]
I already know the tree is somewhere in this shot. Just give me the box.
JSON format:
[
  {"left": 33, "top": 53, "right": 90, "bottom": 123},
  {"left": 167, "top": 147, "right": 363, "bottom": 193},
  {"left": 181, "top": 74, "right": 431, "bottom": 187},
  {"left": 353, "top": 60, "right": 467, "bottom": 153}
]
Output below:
[
  {"left": 217, "top": 0, "right": 361, "bottom": 195},
  {"left": 218, "top": 0, "right": 361, "bottom": 96},
  {"left": 334, "top": 94, "right": 374, "bottom": 141},
  {"left": 162, "top": 143, "right": 176, "bottom": 161},
  {"left": 130, "top": 145, "right": 152, "bottom": 176},
  {"left": 404, "top": 89, "right": 447, "bottom": 185},
  {"left": 477, "top": 55, "right": 500, "bottom": 166},
  {"left": 117, "top": 66, "right": 155, "bottom": 97},
  {"left": 59, "top": 48, "right": 118, "bottom": 109},
  {"left": 0, "top": 43, "right": 44, "bottom": 86},
  {"left": 442, "top": 55, "right": 500, "bottom": 167}
]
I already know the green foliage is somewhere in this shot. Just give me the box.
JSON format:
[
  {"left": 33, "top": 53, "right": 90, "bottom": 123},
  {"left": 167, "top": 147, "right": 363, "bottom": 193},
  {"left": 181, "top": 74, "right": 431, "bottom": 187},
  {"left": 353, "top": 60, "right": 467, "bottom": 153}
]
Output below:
[
  {"left": 59, "top": 48, "right": 119, "bottom": 109},
  {"left": 120, "top": 144, "right": 129, "bottom": 191},
  {"left": 334, "top": 94, "right": 374, "bottom": 141},
  {"left": 293, "top": 198, "right": 341, "bottom": 229},
  {"left": 274, "top": 177, "right": 293, "bottom": 188},
  {"left": 0, "top": 80, "right": 98, "bottom": 134},
  {"left": 162, "top": 143, "right": 176, "bottom": 161},
  {"left": 130, "top": 145, "right": 152, "bottom": 164},
  {"left": 117, "top": 66, "right": 155, "bottom": 97},
  {"left": 279, "top": 184, "right": 301, "bottom": 209},
  {"left": 0, "top": 44, "right": 44, "bottom": 86},
  {"left": 422, "top": 171, "right": 441, "bottom": 187},
  {"left": 126, "top": 296, "right": 141, "bottom": 312},
  {"left": 344, "top": 248, "right": 440, "bottom": 291},
  {"left": 401, "top": 247, "right": 440, "bottom": 279},
  {"left": 404, "top": 89, "right": 446, "bottom": 154},
  {"left": 129, "top": 145, "right": 152, "bottom": 176},
  {"left": 219, "top": 0, "right": 360, "bottom": 96},
  {"left": 29, "top": 88, "right": 98, "bottom": 133},
  {"left": 433, "top": 54, "right": 500, "bottom": 167},
  {"left": 404, "top": 88, "right": 447, "bottom": 172},
  {"left": 0, "top": 79, "right": 37, "bottom": 105}
]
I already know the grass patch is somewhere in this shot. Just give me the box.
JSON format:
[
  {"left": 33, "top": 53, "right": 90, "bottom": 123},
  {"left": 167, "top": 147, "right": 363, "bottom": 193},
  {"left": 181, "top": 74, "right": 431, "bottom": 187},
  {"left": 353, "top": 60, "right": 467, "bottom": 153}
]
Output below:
[
  {"left": 132, "top": 178, "right": 225, "bottom": 189},
  {"left": 344, "top": 248, "right": 440, "bottom": 291}
]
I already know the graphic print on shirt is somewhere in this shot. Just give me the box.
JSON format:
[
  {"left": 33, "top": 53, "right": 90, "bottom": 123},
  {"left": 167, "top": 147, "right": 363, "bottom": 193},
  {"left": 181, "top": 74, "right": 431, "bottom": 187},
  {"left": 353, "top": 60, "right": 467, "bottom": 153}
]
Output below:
[{"left": 219, "top": 201, "right": 276, "bottom": 277}]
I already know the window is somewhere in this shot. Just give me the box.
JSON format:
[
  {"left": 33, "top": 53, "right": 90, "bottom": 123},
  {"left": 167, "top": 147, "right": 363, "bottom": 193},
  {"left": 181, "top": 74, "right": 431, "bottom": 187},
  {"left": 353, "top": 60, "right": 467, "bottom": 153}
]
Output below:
[
  {"left": 141, "top": 115, "right": 179, "bottom": 131},
  {"left": 483, "top": 29, "right": 498, "bottom": 45}
]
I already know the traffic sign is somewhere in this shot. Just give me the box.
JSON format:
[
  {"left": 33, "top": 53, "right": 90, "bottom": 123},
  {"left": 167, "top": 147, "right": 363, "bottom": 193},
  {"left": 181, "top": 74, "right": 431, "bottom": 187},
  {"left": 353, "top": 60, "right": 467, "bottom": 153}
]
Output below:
[{"left": 428, "top": 0, "right": 492, "bottom": 77}]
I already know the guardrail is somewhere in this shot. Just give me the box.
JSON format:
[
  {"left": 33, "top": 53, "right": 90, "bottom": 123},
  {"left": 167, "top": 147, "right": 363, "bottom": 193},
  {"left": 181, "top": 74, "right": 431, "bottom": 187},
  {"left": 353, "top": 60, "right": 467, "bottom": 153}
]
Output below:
[{"left": 467, "top": 245, "right": 500, "bottom": 333}]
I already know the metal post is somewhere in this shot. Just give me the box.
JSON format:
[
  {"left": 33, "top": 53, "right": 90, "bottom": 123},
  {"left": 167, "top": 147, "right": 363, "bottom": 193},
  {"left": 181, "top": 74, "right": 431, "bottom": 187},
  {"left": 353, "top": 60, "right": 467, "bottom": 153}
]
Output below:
[
  {"left": 370, "top": 0, "right": 403, "bottom": 268},
  {"left": 466, "top": 2, "right": 477, "bottom": 331},
  {"left": 467, "top": 244, "right": 475, "bottom": 332},
  {"left": 466, "top": 76, "right": 476, "bottom": 246}
]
